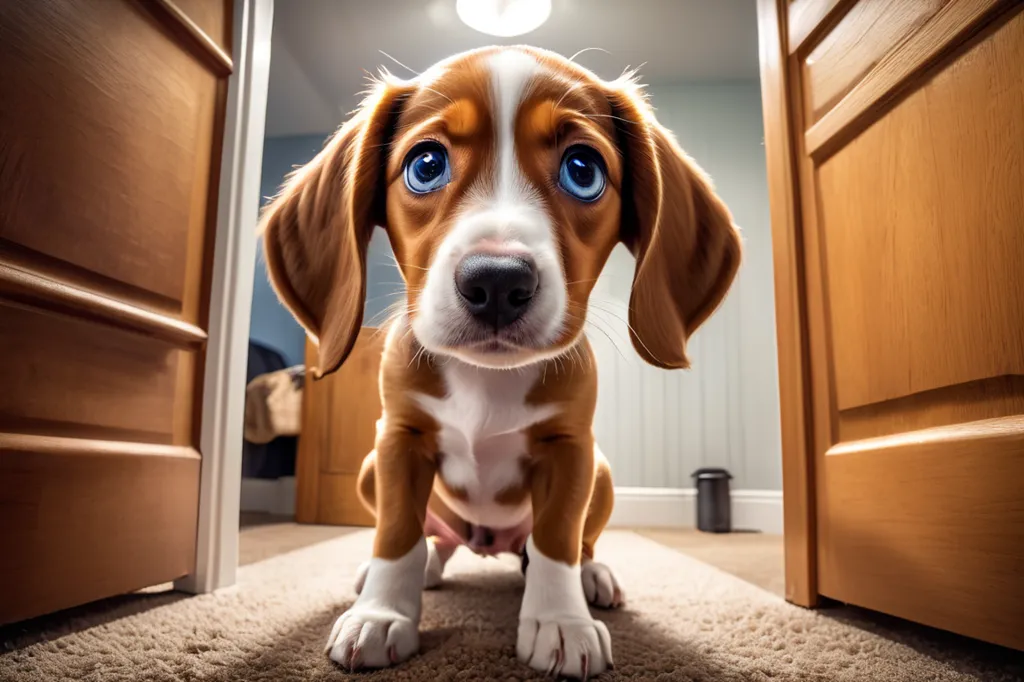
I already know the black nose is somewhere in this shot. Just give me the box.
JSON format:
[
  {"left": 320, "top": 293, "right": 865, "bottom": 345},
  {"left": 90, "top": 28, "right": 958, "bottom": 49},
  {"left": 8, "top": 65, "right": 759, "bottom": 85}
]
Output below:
[{"left": 455, "top": 254, "right": 539, "bottom": 329}]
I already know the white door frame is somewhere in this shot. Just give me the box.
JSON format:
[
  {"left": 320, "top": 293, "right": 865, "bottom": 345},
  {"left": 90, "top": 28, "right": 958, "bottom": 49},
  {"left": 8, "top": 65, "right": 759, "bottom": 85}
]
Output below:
[{"left": 176, "top": 0, "right": 274, "bottom": 594}]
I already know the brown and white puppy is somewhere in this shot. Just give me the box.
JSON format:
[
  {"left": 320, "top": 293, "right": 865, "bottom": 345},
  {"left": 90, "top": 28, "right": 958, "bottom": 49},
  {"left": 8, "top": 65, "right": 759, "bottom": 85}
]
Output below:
[{"left": 261, "top": 46, "right": 741, "bottom": 678}]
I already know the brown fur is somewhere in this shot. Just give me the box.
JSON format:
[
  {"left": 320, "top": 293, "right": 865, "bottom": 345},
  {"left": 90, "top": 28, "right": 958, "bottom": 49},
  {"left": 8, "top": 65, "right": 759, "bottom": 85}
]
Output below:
[{"left": 260, "top": 46, "right": 742, "bottom": 566}]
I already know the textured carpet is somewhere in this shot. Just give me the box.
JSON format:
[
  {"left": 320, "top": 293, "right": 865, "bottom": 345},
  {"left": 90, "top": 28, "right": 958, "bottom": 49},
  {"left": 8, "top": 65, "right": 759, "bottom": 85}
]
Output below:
[{"left": 2, "top": 529, "right": 1022, "bottom": 681}]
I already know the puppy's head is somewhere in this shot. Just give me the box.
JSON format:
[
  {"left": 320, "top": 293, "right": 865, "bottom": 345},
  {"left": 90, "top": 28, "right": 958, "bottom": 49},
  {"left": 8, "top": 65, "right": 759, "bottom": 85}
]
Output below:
[{"left": 262, "top": 46, "right": 741, "bottom": 375}]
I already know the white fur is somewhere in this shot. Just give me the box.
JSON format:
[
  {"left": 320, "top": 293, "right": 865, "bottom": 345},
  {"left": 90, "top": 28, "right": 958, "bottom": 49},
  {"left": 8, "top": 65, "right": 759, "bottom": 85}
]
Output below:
[
  {"left": 326, "top": 537, "right": 427, "bottom": 669},
  {"left": 354, "top": 537, "right": 448, "bottom": 594},
  {"left": 414, "top": 359, "right": 559, "bottom": 529},
  {"left": 518, "top": 536, "right": 613, "bottom": 677},
  {"left": 410, "top": 50, "right": 568, "bottom": 369},
  {"left": 489, "top": 49, "right": 539, "bottom": 203}
]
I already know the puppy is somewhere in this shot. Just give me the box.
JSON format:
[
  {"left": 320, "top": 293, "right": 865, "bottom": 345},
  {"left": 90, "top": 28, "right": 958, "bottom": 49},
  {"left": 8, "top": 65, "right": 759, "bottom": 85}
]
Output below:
[{"left": 261, "top": 45, "right": 741, "bottom": 679}]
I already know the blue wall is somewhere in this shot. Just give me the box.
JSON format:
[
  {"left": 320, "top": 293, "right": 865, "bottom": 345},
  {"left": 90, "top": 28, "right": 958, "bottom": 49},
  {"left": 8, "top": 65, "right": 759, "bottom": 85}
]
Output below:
[
  {"left": 250, "top": 134, "right": 405, "bottom": 366},
  {"left": 249, "top": 134, "right": 326, "bottom": 366}
]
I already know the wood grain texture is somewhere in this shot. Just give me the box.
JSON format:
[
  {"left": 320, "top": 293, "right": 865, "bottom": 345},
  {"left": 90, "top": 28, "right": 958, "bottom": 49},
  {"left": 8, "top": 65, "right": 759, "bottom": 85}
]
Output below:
[
  {"left": 805, "top": 0, "right": 1013, "bottom": 157},
  {"left": 820, "top": 417, "right": 1024, "bottom": 651},
  {"left": 764, "top": 0, "right": 1024, "bottom": 650},
  {"left": 322, "top": 329, "right": 385, "bottom": 476},
  {"left": 147, "top": 0, "right": 233, "bottom": 66},
  {"left": 0, "top": 0, "right": 221, "bottom": 314},
  {"left": 787, "top": 3, "right": 843, "bottom": 627},
  {"left": 297, "top": 329, "right": 385, "bottom": 525},
  {"left": 787, "top": 0, "right": 857, "bottom": 55},
  {"left": 839, "top": 376, "right": 1024, "bottom": 441},
  {"left": 757, "top": 0, "right": 817, "bottom": 608},
  {"left": 0, "top": 305, "right": 184, "bottom": 444},
  {"left": 0, "top": 0, "right": 231, "bottom": 623},
  {"left": 803, "top": 0, "right": 947, "bottom": 123},
  {"left": 818, "top": 10, "right": 1024, "bottom": 410},
  {"left": 0, "top": 261, "right": 207, "bottom": 348},
  {"left": 0, "top": 443, "right": 201, "bottom": 625},
  {"left": 294, "top": 337, "right": 324, "bottom": 524},
  {"left": 318, "top": 473, "right": 376, "bottom": 528}
]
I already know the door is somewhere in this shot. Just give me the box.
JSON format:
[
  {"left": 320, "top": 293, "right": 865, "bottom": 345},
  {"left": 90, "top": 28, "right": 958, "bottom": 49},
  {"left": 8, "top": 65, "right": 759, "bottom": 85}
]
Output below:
[
  {"left": 759, "top": 0, "right": 1024, "bottom": 650},
  {"left": 0, "top": 0, "right": 233, "bottom": 624},
  {"left": 295, "top": 328, "right": 383, "bottom": 526}
]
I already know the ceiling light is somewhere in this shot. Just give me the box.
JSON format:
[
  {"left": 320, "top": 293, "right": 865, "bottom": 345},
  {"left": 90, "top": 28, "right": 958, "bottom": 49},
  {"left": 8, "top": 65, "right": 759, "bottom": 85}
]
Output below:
[{"left": 456, "top": 0, "right": 552, "bottom": 37}]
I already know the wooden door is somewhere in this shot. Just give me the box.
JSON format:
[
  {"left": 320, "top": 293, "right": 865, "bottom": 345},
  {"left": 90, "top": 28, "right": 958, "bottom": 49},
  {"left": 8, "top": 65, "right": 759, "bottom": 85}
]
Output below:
[
  {"left": 295, "top": 328, "right": 383, "bottom": 527},
  {"left": 759, "top": 0, "right": 1024, "bottom": 650},
  {"left": 0, "top": 0, "right": 233, "bottom": 624}
]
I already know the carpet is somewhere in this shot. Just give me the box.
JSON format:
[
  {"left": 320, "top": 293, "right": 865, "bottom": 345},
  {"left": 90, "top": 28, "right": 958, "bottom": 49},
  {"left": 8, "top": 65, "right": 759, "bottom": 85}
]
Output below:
[{"left": 2, "top": 529, "right": 1022, "bottom": 681}]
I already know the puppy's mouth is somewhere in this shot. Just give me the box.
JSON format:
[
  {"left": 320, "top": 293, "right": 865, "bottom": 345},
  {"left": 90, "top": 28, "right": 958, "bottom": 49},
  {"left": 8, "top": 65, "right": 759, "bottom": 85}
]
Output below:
[
  {"left": 436, "top": 319, "right": 555, "bottom": 368},
  {"left": 447, "top": 320, "right": 545, "bottom": 352}
]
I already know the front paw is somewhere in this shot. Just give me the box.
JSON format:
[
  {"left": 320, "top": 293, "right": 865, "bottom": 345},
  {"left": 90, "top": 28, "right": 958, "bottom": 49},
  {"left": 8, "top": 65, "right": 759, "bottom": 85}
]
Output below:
[
  {"left": 517, "top": 616, "right": 613, "bottom": 679},
  {"left": 325, "top": 606, "right": 419, "bottom": 670}
]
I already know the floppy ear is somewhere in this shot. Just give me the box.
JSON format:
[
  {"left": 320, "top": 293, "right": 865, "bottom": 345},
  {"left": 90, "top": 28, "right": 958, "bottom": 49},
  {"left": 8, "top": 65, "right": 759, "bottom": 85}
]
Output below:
[
  {"left": 607, "top": 83, "right": 742, "bottom": 369},
  {"left": 260, "top": 78, "right": 413, "bottom": 377}
]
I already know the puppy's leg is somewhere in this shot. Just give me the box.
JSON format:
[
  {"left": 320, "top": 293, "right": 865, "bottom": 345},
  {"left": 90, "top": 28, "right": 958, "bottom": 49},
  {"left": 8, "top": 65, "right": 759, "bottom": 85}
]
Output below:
[
  {"left": 326, "top": 429, "right": 436, "bottom": 670},
  {"left": 353, "top": 449, "right": 450, "bottom": 594},
  {"left": 517, "top": 435, "right": 613, "bottom": 679},
  {"left": 580, "top": 446, "right": 624, "bottom": 608}
]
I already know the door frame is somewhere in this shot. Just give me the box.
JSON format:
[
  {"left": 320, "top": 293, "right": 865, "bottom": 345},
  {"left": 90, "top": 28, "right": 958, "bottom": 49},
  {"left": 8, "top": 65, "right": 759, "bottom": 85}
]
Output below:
[
  {"left": 755, "top": 0, "right": 818, "bottom": 608},
  {"left": 176, "top": 0, "right": 273, "bottom": 594}
]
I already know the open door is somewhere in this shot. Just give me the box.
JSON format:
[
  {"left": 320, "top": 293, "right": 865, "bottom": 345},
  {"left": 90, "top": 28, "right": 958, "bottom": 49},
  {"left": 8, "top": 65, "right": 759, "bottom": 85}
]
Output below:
[
  {"left": 759, "top": 0, "right": 1024, "bottom": 650},
  {"left": 0, "top": 0, "right": 233, "bottom": 623},
  {"left": 295, "top": 329, "right": 383, "bottom": 527}
]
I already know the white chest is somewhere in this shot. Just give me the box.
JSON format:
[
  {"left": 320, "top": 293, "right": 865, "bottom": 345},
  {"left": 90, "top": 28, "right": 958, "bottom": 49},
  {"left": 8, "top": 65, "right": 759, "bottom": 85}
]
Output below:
[{"left": 412, "top": 362, "right": 559, "bottom": 525}]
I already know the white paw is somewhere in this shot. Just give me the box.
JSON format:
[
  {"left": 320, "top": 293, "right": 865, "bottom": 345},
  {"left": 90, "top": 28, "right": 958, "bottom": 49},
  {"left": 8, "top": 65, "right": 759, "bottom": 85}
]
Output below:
[
  {"left": 423, "top": 539, "right": 444, "bottom": 590},
  {"left": 354, "top": 560, "right": 370, "bottom": 594},
  {"left": 581, "top": 559, "right": 624, "bottom": 609},
  {"left": 325, "top": 606, "right": 419, "bottom": 670},
  {"left": 517, "top": 616, "right": 613, "bottom": 679},
  {"left": 354, "top": 538, "right": 444, "bottom": 594}
]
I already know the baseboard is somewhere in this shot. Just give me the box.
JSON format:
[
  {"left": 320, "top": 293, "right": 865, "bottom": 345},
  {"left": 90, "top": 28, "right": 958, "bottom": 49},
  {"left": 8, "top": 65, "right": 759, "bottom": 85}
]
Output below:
[
  {"left": 609, "top": 487, "right": 783, "bottom": 535},
  {"left": 236, "top": 480, "right": 782, "bottom": 533},
  {"left": 239, "top": 476, "right": 296, "bottom": 516}
]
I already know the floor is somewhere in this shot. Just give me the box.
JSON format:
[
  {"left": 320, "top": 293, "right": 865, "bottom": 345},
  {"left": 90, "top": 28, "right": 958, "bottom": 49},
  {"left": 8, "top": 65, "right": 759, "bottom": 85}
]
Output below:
[
  {"left": 238, "top": 513, "right": 788, "bottom": 595},
  {"left": 1, "top": 517, "right": 1021, "bottom": 681}
]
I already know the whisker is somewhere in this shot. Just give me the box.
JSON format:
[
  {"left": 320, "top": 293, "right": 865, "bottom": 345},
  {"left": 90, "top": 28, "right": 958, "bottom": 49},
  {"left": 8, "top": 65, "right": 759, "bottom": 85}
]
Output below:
[
  {"left": 378, "top": 50, "right": 421, "bottom": 77},
  {"left": 568, "top": 46, "right": 611, "bottom": 63},
  {"left": 587, "top": 297, "right": 661, "bottom": 362}
]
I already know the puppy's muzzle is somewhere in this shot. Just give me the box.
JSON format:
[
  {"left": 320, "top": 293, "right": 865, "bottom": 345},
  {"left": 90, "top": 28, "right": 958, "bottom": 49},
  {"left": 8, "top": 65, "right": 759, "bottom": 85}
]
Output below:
[{"left": 455, "top": 254, "right": 539, "bottom": 330}]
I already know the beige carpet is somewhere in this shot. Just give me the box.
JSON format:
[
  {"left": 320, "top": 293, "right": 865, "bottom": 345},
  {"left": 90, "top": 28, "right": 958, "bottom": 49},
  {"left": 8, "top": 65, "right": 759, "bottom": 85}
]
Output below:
[{"left": 2, "top": 528, "right": 1022, "bottom": 681}]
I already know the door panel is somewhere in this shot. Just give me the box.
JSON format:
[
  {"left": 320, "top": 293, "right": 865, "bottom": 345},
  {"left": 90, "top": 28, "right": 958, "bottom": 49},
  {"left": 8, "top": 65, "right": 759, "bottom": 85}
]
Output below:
[
  {"left": 760, "top": 0, "right": 1024, "bottom": 650},
  {"left": 803, "top": 0, "right": 948, "bottom": 121},
  {"left": 0, "top": 306, "right": 181, "bottom": 443},
  {"left": 818, "top": 23, "right": 1024, "bottom": 408},
  {"left": 0, "top": 0, "right": 232, "bottom": 624},
  {"left": 0, "top": 0, "right": 223, "bottom": 312},
  {"left": 0, "top": 436, "right": 200, "bottom": 625}
]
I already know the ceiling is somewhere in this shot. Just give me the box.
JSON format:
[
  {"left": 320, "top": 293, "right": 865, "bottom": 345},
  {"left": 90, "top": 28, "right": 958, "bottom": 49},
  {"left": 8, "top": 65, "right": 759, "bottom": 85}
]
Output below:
[{"left": 264, "top": 0, "right": 760, "bottom": 137}]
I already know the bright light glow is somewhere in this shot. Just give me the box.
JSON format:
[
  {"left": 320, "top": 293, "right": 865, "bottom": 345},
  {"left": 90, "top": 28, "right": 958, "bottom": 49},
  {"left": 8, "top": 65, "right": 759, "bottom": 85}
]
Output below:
[{"left": 456, "top": 0, "right": 552, "bottom": 37}]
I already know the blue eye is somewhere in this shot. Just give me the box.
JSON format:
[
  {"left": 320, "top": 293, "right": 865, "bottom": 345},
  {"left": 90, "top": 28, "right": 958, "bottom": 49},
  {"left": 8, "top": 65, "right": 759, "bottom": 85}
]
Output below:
[
  {"left": 404, "top": 142, "right": 451, "bottom": 194},
  {"left": 558, "top": 146, "right": 606, "bottom": 202}
]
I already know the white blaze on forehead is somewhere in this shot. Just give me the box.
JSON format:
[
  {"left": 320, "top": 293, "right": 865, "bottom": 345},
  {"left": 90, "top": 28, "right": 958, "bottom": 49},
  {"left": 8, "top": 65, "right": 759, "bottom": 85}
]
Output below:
[{"left": 487, "top": 50, "right": 540, "bottom": 203}]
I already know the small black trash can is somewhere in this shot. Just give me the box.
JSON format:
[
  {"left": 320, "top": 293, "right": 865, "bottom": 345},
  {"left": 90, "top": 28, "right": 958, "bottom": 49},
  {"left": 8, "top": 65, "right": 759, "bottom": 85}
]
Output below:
[{"left": 692, "top": 467, "right": 732, "bottom": 533}]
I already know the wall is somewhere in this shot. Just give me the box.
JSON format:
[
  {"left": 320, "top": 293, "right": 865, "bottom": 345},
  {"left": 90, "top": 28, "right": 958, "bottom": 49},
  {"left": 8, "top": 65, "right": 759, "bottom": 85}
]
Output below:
[
  {"left": 250, "top": 134, "right": 404, "bottom": 366},
  {"left": 591, "top": 82, "right": 782, "bottom": 491}
]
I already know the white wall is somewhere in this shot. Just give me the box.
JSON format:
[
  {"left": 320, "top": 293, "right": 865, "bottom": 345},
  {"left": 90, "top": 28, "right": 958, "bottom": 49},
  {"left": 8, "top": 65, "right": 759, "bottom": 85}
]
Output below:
[{"left": 592, "top": 82, "right": 782, "bottom": 491}]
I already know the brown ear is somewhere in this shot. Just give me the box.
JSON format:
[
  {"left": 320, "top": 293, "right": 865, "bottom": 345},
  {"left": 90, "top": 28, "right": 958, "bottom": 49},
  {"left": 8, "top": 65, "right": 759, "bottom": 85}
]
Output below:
[
  {"left": 260, "top": 78, "right": 412, "bottom": 377},
  {"left": 607, "top": 83, "right": 742, "bottom": 369}
]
